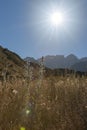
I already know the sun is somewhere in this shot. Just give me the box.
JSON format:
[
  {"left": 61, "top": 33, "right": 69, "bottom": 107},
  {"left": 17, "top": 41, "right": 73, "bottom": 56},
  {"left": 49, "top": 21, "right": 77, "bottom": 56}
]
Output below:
[{"left": 50, "top": 12, "right": 64, "bottom": 26}]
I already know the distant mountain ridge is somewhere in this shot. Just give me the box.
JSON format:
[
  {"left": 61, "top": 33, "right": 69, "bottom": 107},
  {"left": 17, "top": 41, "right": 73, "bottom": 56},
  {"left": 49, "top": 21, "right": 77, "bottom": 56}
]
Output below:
[
  {"left": 24, "top": 57, "right": 39, "bottom": 64},
  {"left": 25, "top": 54, "right": 87, "bottom": 72},
  {"left": 0, "top": 45, "right": 87, "bottom": 73}
]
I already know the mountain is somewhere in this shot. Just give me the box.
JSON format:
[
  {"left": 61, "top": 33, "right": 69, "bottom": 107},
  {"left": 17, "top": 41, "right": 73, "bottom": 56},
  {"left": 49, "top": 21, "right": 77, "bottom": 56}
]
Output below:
[
  {"left": 0, "top": 45, "right": 87, "bottom": 79},
  {"left": 38, "top": 55, "right": 65, "bottom": 68},
  {"left": 25, "top": 54, "right": 87, "bottom": 72},
  {"left": 0, "top": 45, "right": 25, "bottom": 78},
  {"left": 80, "top": 57, "right": 87, "bottom": 62},
  {"left": 65, "top": 54, "right": 79, "bottom": 68},
  {"left": 37, "top": 54, "right": 79, "bottom": 69},
  {"left": 24, "top": 57, "right": 38, "bottom": 64},
  {"left": 71, "top": 61, "right": 87, "bottom": 72}
]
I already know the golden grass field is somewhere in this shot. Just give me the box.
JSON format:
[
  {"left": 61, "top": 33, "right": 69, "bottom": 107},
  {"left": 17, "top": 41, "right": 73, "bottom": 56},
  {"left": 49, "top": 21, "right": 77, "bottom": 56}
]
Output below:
[{"left": 0, "top": 75, "right": 87, "bottom": 130}]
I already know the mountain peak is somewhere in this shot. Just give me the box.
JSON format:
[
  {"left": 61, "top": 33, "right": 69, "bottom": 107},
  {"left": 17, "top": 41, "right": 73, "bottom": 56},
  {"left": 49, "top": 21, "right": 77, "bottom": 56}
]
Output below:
[
  {"left": 24, "top": 57, "right": 38, "bottom": 64},
  {"left": 66, "top": 54, "right": 78, "bottom": 59}
]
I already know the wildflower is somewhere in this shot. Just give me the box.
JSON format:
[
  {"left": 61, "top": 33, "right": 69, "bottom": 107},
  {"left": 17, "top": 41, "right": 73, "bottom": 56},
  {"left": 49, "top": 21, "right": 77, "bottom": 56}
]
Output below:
[
  {"left": 26, "top": 109, "right": 31, "bottom": 115},
  {"left": 12, "top": 89, "right": 18, "bottom": 94}
]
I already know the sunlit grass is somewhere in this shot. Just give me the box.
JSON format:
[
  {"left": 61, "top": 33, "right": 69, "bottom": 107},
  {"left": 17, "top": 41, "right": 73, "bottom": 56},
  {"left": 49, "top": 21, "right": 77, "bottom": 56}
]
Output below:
[{"left": 0, "top": 75, "right": 87, "bottom": 130}]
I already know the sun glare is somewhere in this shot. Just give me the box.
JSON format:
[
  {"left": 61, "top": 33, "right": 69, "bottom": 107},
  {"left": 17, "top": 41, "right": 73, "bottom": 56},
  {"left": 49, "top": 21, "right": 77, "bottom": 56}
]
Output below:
[{"left": 50, "top": 12, "right": 64, "bottom": 26}]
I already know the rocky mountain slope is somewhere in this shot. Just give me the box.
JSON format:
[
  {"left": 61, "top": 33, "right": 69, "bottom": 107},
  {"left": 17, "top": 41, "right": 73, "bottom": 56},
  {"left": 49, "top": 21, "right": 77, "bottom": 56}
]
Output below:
[{"left": 0, "top": 45, "right": 25, "bottom": 78}]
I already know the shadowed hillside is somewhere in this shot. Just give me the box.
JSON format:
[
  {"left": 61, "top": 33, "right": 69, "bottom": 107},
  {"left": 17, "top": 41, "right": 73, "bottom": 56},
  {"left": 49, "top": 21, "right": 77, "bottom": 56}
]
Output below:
[{"left": 0, "top": 45, "right": 25, "bottom": 79}]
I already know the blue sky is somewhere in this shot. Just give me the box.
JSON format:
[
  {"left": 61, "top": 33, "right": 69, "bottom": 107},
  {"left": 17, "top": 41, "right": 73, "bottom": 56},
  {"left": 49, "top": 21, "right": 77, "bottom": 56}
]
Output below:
[{"left": 0, "top": 0, "right": 87, "bottom": 59}]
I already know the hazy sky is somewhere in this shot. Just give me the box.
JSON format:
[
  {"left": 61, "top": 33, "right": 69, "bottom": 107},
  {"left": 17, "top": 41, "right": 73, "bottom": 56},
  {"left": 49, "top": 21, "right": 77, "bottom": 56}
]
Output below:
[{"left": 0, "top": 0, "right": 87, "bottom": 59}]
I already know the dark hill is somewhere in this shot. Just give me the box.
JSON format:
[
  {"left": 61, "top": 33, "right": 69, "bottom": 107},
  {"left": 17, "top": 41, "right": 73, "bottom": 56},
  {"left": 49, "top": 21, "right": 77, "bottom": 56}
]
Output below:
[{"left": 0, "top": 45, "right": 25, "bottom": 78}]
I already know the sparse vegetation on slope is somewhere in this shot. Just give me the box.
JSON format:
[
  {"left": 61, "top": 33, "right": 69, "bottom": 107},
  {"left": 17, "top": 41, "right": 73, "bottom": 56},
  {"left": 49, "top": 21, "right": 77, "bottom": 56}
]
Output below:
[{"left": 0, "top": 46, "right": 25, "bottom": 79}]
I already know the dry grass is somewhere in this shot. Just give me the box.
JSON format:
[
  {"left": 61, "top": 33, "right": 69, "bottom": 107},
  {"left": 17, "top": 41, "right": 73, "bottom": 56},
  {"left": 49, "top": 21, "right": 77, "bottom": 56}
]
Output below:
[{"left": 0, "top": 75, "right": 87, "bottom": 130}]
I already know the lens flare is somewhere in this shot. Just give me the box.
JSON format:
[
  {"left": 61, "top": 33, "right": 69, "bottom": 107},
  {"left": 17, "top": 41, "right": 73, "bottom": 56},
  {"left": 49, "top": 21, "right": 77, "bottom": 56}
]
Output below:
[{"left": 20, "top": 127, "right": 26, "bottom": 130}]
